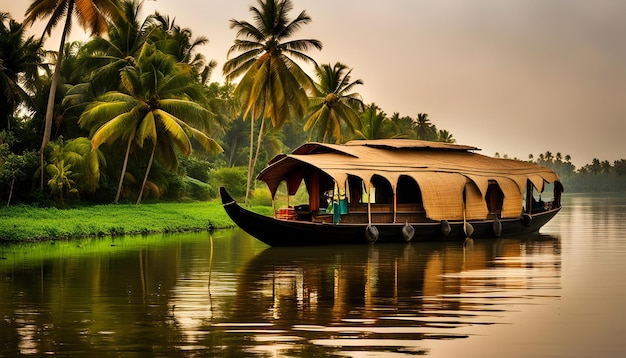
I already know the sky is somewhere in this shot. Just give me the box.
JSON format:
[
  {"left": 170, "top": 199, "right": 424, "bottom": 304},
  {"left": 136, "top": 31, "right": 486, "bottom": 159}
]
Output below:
[{"left": 5, "top": 0, "right": 626, "bottom": 167}]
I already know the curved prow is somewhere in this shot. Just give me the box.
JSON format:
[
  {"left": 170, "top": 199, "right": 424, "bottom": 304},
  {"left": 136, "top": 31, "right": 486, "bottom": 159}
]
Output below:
[{"left": 220, "top": 187, "right": 236, "bottom": 206}]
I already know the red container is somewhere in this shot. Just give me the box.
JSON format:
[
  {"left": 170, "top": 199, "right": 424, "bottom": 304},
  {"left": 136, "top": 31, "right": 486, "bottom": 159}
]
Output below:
[{"left": 276, "top": 207, "right": 296, "bottom": 220}]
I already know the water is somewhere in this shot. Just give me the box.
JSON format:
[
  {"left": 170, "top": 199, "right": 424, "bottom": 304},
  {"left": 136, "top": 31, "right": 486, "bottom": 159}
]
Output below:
[{"left": 1, "top": 193, "right": 626, "bottom": 357}]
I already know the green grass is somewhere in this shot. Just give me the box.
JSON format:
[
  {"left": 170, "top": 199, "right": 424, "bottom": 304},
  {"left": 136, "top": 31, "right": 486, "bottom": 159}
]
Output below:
[{"left": 0, "top": 201, "right": 273, "bottom": 242}]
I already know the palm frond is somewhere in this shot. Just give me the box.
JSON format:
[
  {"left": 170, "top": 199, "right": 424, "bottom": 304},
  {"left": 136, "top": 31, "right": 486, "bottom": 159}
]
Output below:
[
  {"left": 91, "top": 110, "right": 140, "bottom": 149},
  {"left": 79, "top": 97, "right": 139, "bottom": 131},
  {"left": 136, "top": 110, "right": 157, "bottom": 149},
  {"left": 158, "top": 98, "right": 212, "bottom": 130},
  {"left": 153, "top": 109, "right": 192, "bottom": 156}
]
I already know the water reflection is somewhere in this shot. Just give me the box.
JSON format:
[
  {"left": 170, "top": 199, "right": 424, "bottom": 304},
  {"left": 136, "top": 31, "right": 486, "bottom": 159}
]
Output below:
[
  {"left": 0, "top": 230, "right": 560, "bottom": 356},
  {"left": 227, "top": 236, "right": 561, "bottom": 356}
]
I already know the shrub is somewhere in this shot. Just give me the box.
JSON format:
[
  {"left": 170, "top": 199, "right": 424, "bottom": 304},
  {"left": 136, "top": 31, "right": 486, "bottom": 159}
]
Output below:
[
  {"left": 184, "top": 176, "right": 213, "bottom": 201},
  {"left": 249, "top": 186, "right": 273, "bottom": 206},
  {"left": 209, "top": 167, "right": 248, "bottom": 199},
  {"left": 179, "top": 156, "right": 212, "bottom": 182},
  {"left": 160, "top": 170, "right": 186, "bottom": 201}
]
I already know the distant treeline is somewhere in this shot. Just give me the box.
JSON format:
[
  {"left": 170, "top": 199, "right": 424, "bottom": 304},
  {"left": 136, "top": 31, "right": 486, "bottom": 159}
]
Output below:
[{"left": 496, "top": 151, "right": 626, "bottom": 192}]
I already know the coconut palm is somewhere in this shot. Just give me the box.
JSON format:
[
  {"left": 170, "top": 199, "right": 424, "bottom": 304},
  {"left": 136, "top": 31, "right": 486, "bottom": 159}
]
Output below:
[
  {"left": 0, "top": 13, "right": 46, "bottom": 130},
  {"left": 223, "top": 0, "right": 322, "bottom": 204},
  {"left": 414, "top": 113, "right": 436, "bottom": 141},
  {"left": 437, "top": 129, "right": 455, "bottom": 143},
  {"left": 24, "top": 0, "right": 122, "bottom": 190},
  {"left": 304, "top": 62, "right": 364, "bottom": 144},
  {"left": 388, "top": 113, "right": 417, "bottom": 139},
  {"left": 46, "top": 137, "right": 104, "bottom": 196},
  {"left": 62, "top": 1, "right": 154, "bottom": 134},
  {"left": 46, "top": 159, "right": 77, "bottom": 206},
  {"left": 149, "top": 12, "right": 217, "bottom": 85},
  {"left": 81, "top": 0, "right": 154, "bottom": 94},
  {"left": 79, "top": 43, "right": 222, "bottom": 203},
  {"left": 356, "top": 104, "right": 396, "bottom": 140}
]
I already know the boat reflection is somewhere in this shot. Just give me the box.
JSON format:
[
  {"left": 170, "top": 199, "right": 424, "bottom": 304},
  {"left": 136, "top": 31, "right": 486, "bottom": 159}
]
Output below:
[{"left": 227, "top": 235, "right": 561, "bottom": 354}]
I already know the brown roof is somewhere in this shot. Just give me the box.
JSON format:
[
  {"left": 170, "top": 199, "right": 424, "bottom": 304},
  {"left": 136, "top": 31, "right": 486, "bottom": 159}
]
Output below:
[{"left": 257, "top": 139, "right": 561, "bottom": 220}]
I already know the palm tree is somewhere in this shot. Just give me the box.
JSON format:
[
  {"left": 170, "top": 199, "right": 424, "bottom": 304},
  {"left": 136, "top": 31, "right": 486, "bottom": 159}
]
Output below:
[
  {"left": 46, "top": 159, "right": 77, "bottom": 206},
  {"left": 590, "top": 158, "right": 601, "bottom": 174},
  {"left": 414, "top": 113, "right": 436, "bottom": 140},
  {"left": 223, "top": 0, "right": 322, "bottom": 204},
  {"left": 357, "top": 103, "right": 398, "bottom": 140},
  {"left": 62, "top": 0, "right": 154, "bottom": 135},
  {"left": 388, "top": 113, "right": 417, "bottom": 139},
  {"left": 82, "top": 0, "right": 153, "bottom": 94},
  {"left": 79, "top": 44, "right": 222, "bottom": 203},
  {"left": 304, "top": 62, "right": 364, "bottom": 143},
  {"left": 149, "top": 11, "right": 217, "bottom": 85},
  {"left": 0, "top": 13, "right": 46, "bottom": 130},
  {"left": 436, "top": 129, "right": 455, "bottom": 143},
  {"left": 24, "top": 0, "right": 122, "bottom": 190},
  {"left": 46, "top": 137, "right": 104, "bottom": 197}
]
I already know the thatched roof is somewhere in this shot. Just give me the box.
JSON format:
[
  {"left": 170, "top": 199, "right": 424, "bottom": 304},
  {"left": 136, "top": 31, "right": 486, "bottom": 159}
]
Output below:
[{"left": 257, "top": 139, "right": 561, "bottom": 220}]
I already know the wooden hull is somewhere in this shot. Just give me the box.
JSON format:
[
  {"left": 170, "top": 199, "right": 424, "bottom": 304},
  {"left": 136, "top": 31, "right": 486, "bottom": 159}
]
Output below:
[{"left": 220, "top": 187, "right": 560, "bottom": 247}]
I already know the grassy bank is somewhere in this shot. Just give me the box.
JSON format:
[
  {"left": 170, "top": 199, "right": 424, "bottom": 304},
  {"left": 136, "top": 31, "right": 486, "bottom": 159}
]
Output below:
[{"left": 0, "top": 201, "right": 273, "bottom": 242}]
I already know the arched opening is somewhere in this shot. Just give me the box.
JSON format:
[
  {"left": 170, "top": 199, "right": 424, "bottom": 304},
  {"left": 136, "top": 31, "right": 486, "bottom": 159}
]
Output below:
[
  {"left": 396, "top": 175, "right": 422, "bottom": 204},
  {"left": 485, "top": 180, "right": 504, "bottom": 215},
  {"left": 347, "top": 175, "right": 364, "bottom": 205},
  {"left": 396, "top": 175, "right": 426, "bottom": 223},
  {"left": 371, "top": 175, "right": 393, "bottom": 204}
]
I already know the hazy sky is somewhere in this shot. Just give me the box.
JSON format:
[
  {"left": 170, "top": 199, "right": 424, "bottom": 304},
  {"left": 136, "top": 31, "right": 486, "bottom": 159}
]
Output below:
[{"left": 5, "top": 0, "right": 626, "bottom": 167}]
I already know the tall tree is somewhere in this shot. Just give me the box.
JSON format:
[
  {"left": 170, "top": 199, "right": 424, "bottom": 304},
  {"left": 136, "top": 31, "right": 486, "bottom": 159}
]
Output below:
[
  {"left": 223, "top": 0, "right": 322, "bottom": 204},
  {"left": 436, "top": 129, "right": 455, "bottom": 143},
  {"left": 24, "top": 0, "right": 121, "bottom": 190},
  {"left": 304, "top": 62, "right": 364, "bottom": 143},
  {"left": 149, "top": 11, "right": 217, "bottom": 85},
  {"left": 414, "top": 113, "right": 436, "bottom": 141},
  {"left": 45, "top": 137, "right": 104, "bottom": 203},
  {"left": 357, "top": 103, "right": 398, "bottom": 140},
  {"left": 82, "top": 0, "right": 153, "bottom": 94},
  {"left": 388, "top": 113, "right": 417, "bottom": 139},
  {"left": 79, "top": 44, "right": 222, "bottom": 203},
  {"left": 0, "top": 13, "right": 46, "bottom": 130}
]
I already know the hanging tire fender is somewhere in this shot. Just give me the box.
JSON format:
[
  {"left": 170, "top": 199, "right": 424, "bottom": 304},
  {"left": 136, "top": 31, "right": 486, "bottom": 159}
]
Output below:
[
  {"left": 365, "top": 225, "right": 379, "bottom": 243},
  {"left": 492, "top": 216, "right": 503, "bottom": 237},
  {"left": 441, "top": 220, "right": 452, "bottom": 237},
  {"left": 402, "top": 222, "right": 415, "bottom": 242}
]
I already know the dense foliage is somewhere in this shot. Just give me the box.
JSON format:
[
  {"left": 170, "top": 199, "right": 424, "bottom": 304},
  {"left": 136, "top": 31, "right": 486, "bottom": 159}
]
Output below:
[{"left": 0, "top": 1, "right": 624, "bottom": 209}]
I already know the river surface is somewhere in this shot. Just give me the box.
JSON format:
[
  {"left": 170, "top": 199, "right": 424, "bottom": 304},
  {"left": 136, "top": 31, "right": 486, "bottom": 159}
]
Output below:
[{"left": 1, "top": 193, "right": 626, "bottom": 357}]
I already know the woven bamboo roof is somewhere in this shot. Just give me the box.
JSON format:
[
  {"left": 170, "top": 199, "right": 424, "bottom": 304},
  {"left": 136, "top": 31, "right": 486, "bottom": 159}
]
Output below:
[{"left": 257, "top": 139, "right": 561, "bottom": 220}]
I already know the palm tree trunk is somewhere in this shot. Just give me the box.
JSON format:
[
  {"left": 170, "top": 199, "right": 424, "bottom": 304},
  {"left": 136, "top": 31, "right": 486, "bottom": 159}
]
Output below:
[
  {"left": 39, "top": 1, "right": 74, "bottom": 190},
  {"left": 228, "top": 137, "right": 238, "bottom": 167},
  {"left": 136, "top": 141, "right": 156, "bottom": 205},
  {"left": 6, "top": 176, "right": 15, "bottom": 206},
  {"left": 115, "top": 137, "right": 133, "bottom": 203},
  {"left": 244, "top": 116, "right": 255, "bottom": 206},
  {"left": 252, "top": 116, "right": 266, "bottom": 180},
  {"left": 245, "top": 116, "right": 266, "bottom": 206}
]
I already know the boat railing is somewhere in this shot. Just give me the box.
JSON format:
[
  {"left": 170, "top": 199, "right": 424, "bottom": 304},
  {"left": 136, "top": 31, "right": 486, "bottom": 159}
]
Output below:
[{"left": 309, "top": 202, "right": 428, "bottom": 224}]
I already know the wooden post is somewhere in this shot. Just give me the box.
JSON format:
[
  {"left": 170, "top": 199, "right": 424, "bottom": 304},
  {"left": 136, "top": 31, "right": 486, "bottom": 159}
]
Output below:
[
  {"left": 367, "top": 181, "right": 372, "bottom": 225},
  {"left": 525, "top": 180, "right": 533, "bottom": 214},
  {"left": 393, "top": 192, "right": 397, "bottom": 223}
]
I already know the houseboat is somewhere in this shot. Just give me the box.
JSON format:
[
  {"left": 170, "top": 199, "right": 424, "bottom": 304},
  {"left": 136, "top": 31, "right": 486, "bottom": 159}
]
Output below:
[{"left": 220, "top": 139, "right": 563, "bottom": 246}]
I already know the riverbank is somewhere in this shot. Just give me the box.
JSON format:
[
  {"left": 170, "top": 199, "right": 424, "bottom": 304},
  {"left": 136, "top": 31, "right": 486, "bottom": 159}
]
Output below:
[{"left": 0, "top": 201, "right": 273, "bottom": 242}]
